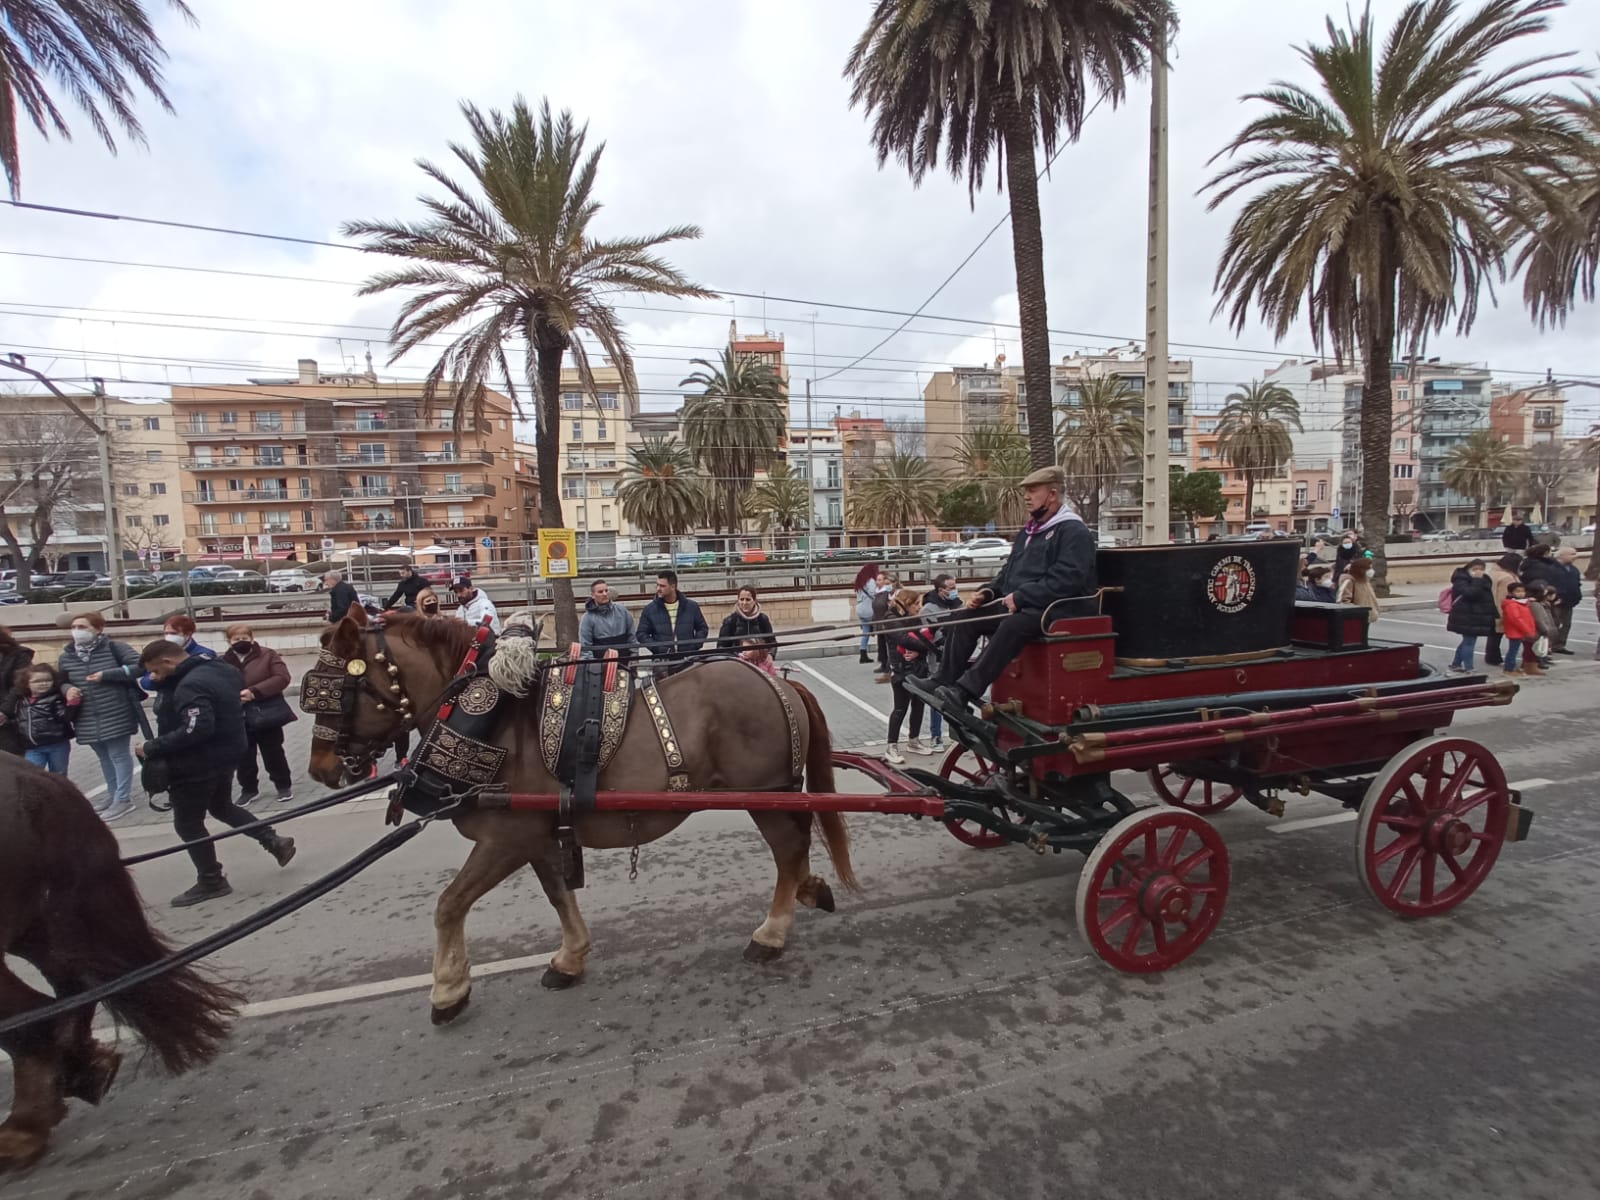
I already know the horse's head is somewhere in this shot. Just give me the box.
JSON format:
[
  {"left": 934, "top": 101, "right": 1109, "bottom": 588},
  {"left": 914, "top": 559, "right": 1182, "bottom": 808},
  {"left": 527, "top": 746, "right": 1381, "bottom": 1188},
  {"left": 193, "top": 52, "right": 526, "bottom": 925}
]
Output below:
[{"left": 302, "top": 603, "right": 419, "bottom": 787}]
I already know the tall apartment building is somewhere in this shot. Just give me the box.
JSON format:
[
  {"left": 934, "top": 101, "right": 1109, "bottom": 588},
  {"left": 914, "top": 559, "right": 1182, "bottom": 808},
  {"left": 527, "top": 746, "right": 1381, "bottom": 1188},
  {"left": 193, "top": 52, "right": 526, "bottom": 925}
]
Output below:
[
  {"left": 836, "top": 413, "right": 896, "bottom": 544},
  {"left": 1340, "top": 360, "right": 1492, "bottom": 533},
  {"left": 787, "top": 425, "right": 844, "bottom": 544},
  {"left": 172, "top": 358, "right": 520, "bottom": 567},
  {"left": 556, "top": 364, "right": 632, "bottom": 563},
  {"left": 0, "top": 393, "right": 182, "bottom": 571},
  {"left": 1490, "top": 382, "right": 1566, "bottom": 447},
  {"left": 512, "top": 440, "right": 541, "bottom": 558},
  {"left": 923, "top": 345, "right": 1193, "bottom": 537}
]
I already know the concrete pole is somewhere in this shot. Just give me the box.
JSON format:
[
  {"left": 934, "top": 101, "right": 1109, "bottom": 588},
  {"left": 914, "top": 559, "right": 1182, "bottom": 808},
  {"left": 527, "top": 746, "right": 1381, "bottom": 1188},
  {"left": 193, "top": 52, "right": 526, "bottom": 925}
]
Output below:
[
  {"left": 1140, "top": 29, "right": 1171, "bottom": 546},
  {"left": 805, "top": 378, "right": 816, "bottom": 581},
  {"left": 92, "top": 379, "right": 129, "bottom": 617}
]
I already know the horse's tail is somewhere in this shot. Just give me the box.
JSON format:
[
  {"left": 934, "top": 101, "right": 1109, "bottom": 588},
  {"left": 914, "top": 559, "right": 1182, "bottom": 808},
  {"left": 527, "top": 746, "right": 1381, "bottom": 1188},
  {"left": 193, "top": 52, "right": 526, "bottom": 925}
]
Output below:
[
  {"left": 788, "top": 679, "right": 861, "bottom": 895},
  {"left": 56, "top": 781, "right": 241, "bottom": 1072}
]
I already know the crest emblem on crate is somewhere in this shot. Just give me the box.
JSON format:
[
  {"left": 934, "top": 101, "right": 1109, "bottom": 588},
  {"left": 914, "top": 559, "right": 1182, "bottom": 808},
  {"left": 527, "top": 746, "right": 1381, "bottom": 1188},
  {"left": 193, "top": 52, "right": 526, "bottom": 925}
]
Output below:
[{"left": 1206, "top": 555, "right": 1257, "bottom": 614}]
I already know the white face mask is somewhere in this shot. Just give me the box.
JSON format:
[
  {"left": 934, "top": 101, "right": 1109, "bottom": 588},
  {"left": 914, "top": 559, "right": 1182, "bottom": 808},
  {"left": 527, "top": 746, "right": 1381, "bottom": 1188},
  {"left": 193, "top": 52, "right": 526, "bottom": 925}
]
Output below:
[
  {"left": 163, "top": 632, "right": 186, "bottom": 646},
  {"left": 71, "top": 628, "right": 96, "bottom": 646}
]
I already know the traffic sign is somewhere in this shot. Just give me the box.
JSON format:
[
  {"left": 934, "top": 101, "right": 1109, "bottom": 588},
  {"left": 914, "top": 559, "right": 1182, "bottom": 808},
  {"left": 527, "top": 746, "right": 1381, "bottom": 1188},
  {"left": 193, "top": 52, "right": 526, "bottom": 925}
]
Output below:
[
  {"left": 481, "top": 537, "right": 495, "bottom": 549},
  {"left": 1330, "top": 506, "right": 1341, "bottom": 520},
  {"left": 320, "top": 536, "right": 335, "bottom": 554},
  {"left": 257, "top": 533, "right": 273, "bottom": 556},
  {"left": 539, "top": 528, "right": 575, "bottom": 578}
]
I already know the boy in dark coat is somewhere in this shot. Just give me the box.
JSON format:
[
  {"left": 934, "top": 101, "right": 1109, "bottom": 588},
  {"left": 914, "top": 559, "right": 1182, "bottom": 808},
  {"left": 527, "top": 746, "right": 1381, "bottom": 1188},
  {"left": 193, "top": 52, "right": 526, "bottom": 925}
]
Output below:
[{"left": 1446, "top": 560, "right": 1496, "bottom": 674}]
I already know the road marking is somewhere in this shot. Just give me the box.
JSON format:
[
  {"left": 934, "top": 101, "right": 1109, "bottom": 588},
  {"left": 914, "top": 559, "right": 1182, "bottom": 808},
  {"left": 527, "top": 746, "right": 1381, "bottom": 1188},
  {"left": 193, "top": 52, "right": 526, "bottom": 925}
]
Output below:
[
  {"left": 790, "top": 661, "right": 892, "bottom": 723},
  {"left": 1268, "top": 811, "right": 1357, "bottom": 834},
  {"left": 1509, "top": 777, "right": 1555, "bottom": 791},
  {"left": 85, "top": 783, "right": 107, "bottom": 800}
]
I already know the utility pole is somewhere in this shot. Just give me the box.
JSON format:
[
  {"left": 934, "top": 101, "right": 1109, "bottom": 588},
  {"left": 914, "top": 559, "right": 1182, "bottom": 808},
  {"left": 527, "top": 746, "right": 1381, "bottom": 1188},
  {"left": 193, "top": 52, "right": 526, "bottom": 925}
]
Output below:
[
  {"left": 804, "top": 312, "right": 819, "bottom": 583},
  {"left": 0, "top": 356, "right": 127, "bottom": 615},
  {"left": 1140, "top": 26, "right": 1171, "bottom": 546}
]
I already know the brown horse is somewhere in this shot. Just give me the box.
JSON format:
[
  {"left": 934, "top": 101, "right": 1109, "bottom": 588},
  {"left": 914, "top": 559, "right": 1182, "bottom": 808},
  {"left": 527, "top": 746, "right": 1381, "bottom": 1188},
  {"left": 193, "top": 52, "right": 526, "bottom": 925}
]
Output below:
[
  {"left": 0, "top": 758, "right": 239, "bottom": 1169},
  {"left": 305, "top": 607, "right": 858, "bottom": 1024}
]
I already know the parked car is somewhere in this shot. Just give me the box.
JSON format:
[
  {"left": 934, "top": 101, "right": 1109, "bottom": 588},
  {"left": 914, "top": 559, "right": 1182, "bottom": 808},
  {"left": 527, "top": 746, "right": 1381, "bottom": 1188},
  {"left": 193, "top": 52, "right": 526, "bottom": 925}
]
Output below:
[
  {"left": 210, "top": 569, "right": 266, "bottom": 589},
  {"left": 0, "top": 593, "right": 26, "bottom": 605},
  {"left": 268, "top": 569, "right": 317, "bottom": 593},
  {"left": 956, "top": 537, "right": 1012, "bottom": 566},
  {"left": 1418, "top": 530, "right": 1457, "bottom": 542}
]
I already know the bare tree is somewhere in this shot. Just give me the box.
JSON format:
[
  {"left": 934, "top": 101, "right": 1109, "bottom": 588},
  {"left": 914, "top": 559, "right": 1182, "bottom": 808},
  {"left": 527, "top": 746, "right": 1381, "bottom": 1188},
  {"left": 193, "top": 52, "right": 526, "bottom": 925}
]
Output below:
[
  {"left": 1523, "top": 442, "right": 1575, "bottom": 523},
  {"left": 0, "top": 412, "right": 101, "bottom": 590},
  {"left": 884, "top": 415, "right": 926, "bottom": 458}
]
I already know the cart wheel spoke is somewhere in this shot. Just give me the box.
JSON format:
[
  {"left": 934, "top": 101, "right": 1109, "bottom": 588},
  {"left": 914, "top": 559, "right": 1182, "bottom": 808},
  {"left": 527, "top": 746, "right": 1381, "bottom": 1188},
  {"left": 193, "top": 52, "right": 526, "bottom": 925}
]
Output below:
[
  {"left": 1387, "top": 844, "right": 1423, "bottom": 900},
  {"left": 1419, "top": 853, "right": 1438, "bottom": 904},
  {"left": 1454, "top": 787, "right": 1495, "bottom": 816},
  {"left": 1172, "top": 846, "right": 1214, "bottom": 878},
  {"left": 1120, "top": 920, "right": 1145, "bottom": 959},
  {"left": 1376, "top": 814, "right": 1422, "bottom": 831},
  {"left": 1159, "top": 829, "right": 1188, "bottom": 868},
  {"left": 1101, "top": 899, "right": 1139, "bottom": 936},
  {"left": 1441, "top": 850, "right": 1468, "bottom": 886},
  {"left": 1175, "top": 775, "right": 1196, "bottom": 801},
  {"left": 1372, "top": 831, "right": 1419, "bottom": 867},
  {"left": 1151, "top": 920, "right": 1171, "bottom": 954}
]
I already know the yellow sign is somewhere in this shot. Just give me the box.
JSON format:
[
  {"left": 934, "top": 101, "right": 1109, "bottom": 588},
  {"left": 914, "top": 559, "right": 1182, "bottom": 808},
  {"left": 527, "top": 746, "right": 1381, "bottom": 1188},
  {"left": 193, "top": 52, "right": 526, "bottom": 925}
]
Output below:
[{"left": 539, "top": 528, "right": 576, "bottom": 578}]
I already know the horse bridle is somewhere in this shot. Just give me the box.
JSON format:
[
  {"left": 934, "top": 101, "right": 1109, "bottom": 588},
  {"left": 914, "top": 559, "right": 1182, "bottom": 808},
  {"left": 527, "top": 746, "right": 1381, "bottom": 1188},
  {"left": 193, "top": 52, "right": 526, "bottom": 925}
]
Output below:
[{"left": 299, "top": 625, "right": 420, "bottom": 777}]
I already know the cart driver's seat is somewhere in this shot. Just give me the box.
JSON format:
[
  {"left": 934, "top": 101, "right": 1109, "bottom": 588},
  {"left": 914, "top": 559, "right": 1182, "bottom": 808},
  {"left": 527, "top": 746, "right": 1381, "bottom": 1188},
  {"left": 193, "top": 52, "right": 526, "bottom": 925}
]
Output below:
[{"left": 989, "top": 615, "right": 1116, "bottom": 725}]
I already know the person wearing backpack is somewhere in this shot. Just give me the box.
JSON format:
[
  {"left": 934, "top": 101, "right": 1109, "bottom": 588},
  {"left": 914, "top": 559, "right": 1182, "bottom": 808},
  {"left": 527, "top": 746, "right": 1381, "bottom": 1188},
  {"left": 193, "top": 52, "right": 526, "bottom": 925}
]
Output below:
[{"left": 1445, "top": 560, "right": 1495, "bottom": 674}]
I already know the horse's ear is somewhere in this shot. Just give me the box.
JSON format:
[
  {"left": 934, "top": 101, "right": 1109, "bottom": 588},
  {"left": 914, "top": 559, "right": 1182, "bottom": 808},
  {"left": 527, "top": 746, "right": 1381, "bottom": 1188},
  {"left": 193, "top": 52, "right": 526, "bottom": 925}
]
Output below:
[{"left": 329, "top": 608, "right": 365, "bottom": 657}]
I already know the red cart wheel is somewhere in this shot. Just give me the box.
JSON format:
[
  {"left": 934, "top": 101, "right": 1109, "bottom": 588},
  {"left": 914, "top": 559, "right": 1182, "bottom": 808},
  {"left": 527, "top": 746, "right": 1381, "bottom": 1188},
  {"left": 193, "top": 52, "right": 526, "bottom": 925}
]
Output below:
[
  {"left": 1355, "top": 735, "right": 1510, "bottom": 918},
  {"left": 939, "top": 745, "right": 1009, "bottom": 849},
  {"left": 1075, "top": 807, "right": 1230, "bottom": 974},
  {"left": 1148, "top": 765, "right": 1242, "bottom": 815}
]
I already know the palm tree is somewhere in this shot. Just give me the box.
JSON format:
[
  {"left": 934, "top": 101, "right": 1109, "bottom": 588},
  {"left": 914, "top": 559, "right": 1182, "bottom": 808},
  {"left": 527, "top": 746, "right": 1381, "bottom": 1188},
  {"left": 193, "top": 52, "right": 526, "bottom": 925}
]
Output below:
[
  {"left": 0, "top": 0, "right": 193, "bottom": 198},
  {"left": 844, "top": 0, "right": 1174, "bottom": 468},
  {"left": 680, "top": 345, "right": 788, "bottom": 535},
  {"left": 344, "top": 98, "right": 712, "bottom": 643},
  {"left": 745, "top": 461, "right": 810, "bottom": 549},
  {"left": 1056, "top": 376, "right": 1143, "bottom": 527},
  {"left": 1204, "top": 0, "right": 1580, "bottom": 581},
  {"left": 848, "top": 453, "right": 941, "bottom": 539},
  {"left": 618, "top": 436, "right": 706, "bottom": 554},
  {"left": 1516, "top": 88, "right": 1600, "bottom": 328},
  {"left": 1441, "top": 431, "right": 1525, "bottom": 528},
  {"left": 954, "top": 423, "right": 1031, "bottom": 529},
  {"left": 1214, "top": 380, "right": 1303, "bottom": 524}
]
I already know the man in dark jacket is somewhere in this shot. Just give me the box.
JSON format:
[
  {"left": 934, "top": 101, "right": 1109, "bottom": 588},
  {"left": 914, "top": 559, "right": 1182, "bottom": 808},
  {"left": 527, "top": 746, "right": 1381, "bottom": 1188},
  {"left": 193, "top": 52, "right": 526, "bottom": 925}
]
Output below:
[
  {"left": 137, "top": 640, "right": 296, "bottom": 907},
  {"left": 384, "top": 564, "right": 428, "bottom": 610},
  {"left": 1549, "top": 546, "right": 1584, "bottom": 653},
  {"left": 636, "top": 570, "right": 708, "bottom": 675},
  {"left": 913, "top": 467, "right": 1097, "bottom": 712},
  {"left": 579, "top": 579, "right": 636, "bottom": 656},
  {"left": 1501, "top": 514, "right": 1535, "bottom": 551},
  {"left": 324, "top": 571, "right": 359, "bottom": 623}
]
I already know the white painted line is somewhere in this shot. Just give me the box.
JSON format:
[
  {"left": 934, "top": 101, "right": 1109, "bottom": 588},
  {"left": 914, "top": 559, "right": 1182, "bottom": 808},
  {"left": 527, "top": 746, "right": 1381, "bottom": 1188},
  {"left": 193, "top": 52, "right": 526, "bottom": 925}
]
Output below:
[
  {"left": 1268, "top": 811, "right": 1358, "bottom": 834},
  {"left": 790, "top": 660, "right": 892, "bottom": 723},
  {"left": 85, "top": 783, "right": 107, "bottom": 800},
  {"left": 1509, "top": 777, "right": 1555, "bottom": 791}
]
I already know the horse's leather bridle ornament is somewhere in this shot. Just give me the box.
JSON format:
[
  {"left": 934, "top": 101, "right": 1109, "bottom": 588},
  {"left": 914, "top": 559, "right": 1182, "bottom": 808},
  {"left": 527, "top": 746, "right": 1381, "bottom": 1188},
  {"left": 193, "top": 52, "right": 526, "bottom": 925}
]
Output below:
[{"left": 299, "top": 623, "right": 419, "bottom": 780}]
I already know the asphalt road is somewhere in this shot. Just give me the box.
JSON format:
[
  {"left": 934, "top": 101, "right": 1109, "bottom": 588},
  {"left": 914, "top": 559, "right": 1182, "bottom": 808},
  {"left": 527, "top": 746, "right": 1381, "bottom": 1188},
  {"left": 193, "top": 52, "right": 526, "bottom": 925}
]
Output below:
[{"left": 7, "top": 611, "right": 1600, "bottom": 1199}]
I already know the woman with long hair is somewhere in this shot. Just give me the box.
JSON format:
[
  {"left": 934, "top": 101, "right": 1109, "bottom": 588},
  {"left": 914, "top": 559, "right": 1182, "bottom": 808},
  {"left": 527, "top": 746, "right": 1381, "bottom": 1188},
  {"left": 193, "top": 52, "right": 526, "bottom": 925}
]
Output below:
[
  {"left": 1336, "top": 557, "right": 1381, "bottom": 623},
  {"left": 852, "top": 562, "right": 881, "bottom": 665},
  {"left": 882, "top": 587, "right": 937, "bottom": 765}
]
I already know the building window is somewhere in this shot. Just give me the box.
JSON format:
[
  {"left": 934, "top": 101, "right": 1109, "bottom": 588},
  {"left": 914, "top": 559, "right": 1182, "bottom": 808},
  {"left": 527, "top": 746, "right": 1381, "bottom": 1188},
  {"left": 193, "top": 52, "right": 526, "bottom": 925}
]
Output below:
[
  {"left": 826, "top": 461, "right": 841, "bottom": 489},
  {"left": 200, "top": 515, "right": 218, "bottom": 533},
  {"left": 254, "top": 411, "right": 282, "bottom": 431},
  {"left": 444, "top": 473, "right": 464, "bottom": 493},
  {"left": 356, "top": 411, "right": 386, "bottom": 431},
  {"left": 357, "top": 442, "right": 386, "bottom": 464},
  {"left": 220, "top": 411, "right": 238, "bottom": 425},
  {"left": 596, "top": 392, "right": 618, "bottom": 410},
  {"left": 224, "top": 445, "right": 242, "bottom": 461},
  {"left": 502, "top": 477, "right": 510, "bottom": 489},
  {"left": 441, "top": 441, "right": 456, "bottom": 459},
  {"left": 1168, "top": 437, "right": 1186, "bottom": 454},
  {"left": 596, "top": 419, "right": 607, "bottom": 440},
  {"left": 562, "top": 392, "right": 583, "bottom": 411},
  {"left": 1294, "top": 485, "right": 1308, "bottom": 507},
  {"left": 1393, "top": 463, "right": 1415, "bottom": 480},
  {"left": 1200, "top": 447, "right": 1213, "bottom": 460},
  {"left": 125, "top": 515, "right": 143, "bottom": 528},
  {"left": 145, "top": 450, "right": 162, "bottom": 463},
  {"left": 571, "top": 420, "right": 582, "bottom": 440},
  {"left": 149, "top": 482, "right": 166, "bottom": 495},
  {"left": 231, "top": 512, "right": 248, "bottom": 526},
  {"left": 601, "top": 504, "right": 613, "bottom": 527},
  {"left": 259, "top": 445, "right": 285, "bottom": 466},
  {"left": 446, "top": 505, "right": 466, "bottom": 527},
  {"left": 143, "top": 416, "right": 160, "bottom": 431},
  {"left": 153, "top": 514, "right": 170, "bottom": 527},
  {"left": 600, "top": 481, "right": 617, "bottom": 497},
  {"left": 1394, "top": 438, "right": 1408, "bottom": 452},
  {"left": 121, "top": 483, "right": 139, "bottom": 497},
  {"left": 562, "top": 478, "right": 583, "bottom": 498},
  {"left": 1317, "top": 480, "right": 1328, "bottom": 501},
  {"left": 115, "top": 418, "right": 133, "bottom": 432}
]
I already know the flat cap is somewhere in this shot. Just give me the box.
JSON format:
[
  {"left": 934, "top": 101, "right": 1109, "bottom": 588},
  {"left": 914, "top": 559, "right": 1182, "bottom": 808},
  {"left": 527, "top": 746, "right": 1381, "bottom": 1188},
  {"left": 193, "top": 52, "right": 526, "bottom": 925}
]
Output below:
[{"left": 1021, "top": 465, "right": 1066, "bottom": 489}]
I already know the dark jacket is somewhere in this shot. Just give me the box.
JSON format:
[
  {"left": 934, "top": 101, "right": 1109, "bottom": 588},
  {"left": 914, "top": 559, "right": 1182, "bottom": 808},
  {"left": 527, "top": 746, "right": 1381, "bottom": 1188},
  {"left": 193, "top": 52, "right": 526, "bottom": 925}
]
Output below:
[
  {"left": 1551, "top": 560, "right": 1584, "bottom": 608},
  {"left": 1519, "top": 553, "right": 1565, "bottom": 596},
  {"left": 717, "top": 607, "right": 775, "bottom": 651},
  {"left": 1501, "top": 522, "right": 1536, "bottom": 551},
  {"left": 1295, "top": 582, "right": 1337, "bottom": 603},
  {"left": 16, "top": 690, "right": 75, "bottom": 747},
  {"left": 143, "top": 656, "right": 248, "bottom": 783},
  {"left": 884, "top": 609, "right": 937, "bottom": 679},
  {"left": 224, "top": 643, "right": 296, "bottom": 730},
  {"left": 140, "top": 636, "right": 217, "bottom": 697},
  {"left": 385, "top": 573, "right": 429, "bottom": 610},
  {"left": 984, "top": 508, "right": 1097, "bottom": 617},
  {"left": 327, "top": 581, "right": 360, "bottom": 623},
  {"left": 923, "top": 587, "right": 962, "bottom": 615},
  {"left": 57, "top": 636, "right": 144, "bottom": 744},
  {"left": 1334, "top": 541, "right": 1360, "bottom": 576},
  {"left": 1446, "top": 569, "right": 1497, "bottom": 638},
  {"left": 637, "top": 593, "right": 709, "bottom": 661},
  {"left": 0, "top": 643, "right": 35, "bottom": 754}
]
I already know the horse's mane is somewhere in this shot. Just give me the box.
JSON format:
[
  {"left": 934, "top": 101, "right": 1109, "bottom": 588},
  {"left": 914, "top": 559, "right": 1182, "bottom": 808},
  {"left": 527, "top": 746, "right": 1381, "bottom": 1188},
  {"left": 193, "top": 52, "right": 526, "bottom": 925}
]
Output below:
[{"left": 384, "top": 611, "right": 478, "bottom": 661}]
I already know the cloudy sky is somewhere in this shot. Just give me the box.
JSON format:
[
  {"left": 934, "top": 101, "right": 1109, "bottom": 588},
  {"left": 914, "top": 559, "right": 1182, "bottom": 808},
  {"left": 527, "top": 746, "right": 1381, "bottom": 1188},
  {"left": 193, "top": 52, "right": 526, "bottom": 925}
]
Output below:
[{"left": 5, "top": 0, "right": 1600, "bottom": 441}]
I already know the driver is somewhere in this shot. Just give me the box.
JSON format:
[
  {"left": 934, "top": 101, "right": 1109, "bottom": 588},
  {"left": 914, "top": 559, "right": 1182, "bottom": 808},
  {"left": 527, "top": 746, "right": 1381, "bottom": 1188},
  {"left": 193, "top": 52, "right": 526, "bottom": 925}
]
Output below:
[{"left": 910, "top": 466, "right": 1096, "bottom": 713}]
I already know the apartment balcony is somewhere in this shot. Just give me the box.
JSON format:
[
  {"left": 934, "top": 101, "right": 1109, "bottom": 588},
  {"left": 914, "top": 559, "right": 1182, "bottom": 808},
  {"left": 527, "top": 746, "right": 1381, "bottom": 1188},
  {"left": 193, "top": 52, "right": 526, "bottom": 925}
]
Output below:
[
  {"left": 176, "top": 418, "right": 307, "bottom": 438},
  {"left": 312, "top": 447, "right": 496, "bottom": 468},
  {"left": 188, "top": 520, "right": 303, "bottom": 538},
  {"left": 1532, "top": 413, "right": 1559, "bottom": 429},
  {"left": 339, "top": 486, "right": 397, "bottom": 505},
  {"left": 326, "top": 417, "right": 481, "bottom": 434},
  {"left": 418, "top": 482, "right": 496, "bottom": 500},
  {"left": 182, "top": 455, "right": 309, "bottom": 470},
  {"left": 184, "top": 488, "right": 304, "bottom": 504}
]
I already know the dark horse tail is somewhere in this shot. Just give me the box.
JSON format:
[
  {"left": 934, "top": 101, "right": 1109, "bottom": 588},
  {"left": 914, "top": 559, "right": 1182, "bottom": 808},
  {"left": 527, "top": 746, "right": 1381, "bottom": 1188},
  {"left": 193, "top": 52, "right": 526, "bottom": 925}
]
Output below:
[
  {"left": 786, "top": 680, "right": 861, "bottom": 894},
  {"left": 18, "top": 768, "right": 241, "bottom": 1072}
]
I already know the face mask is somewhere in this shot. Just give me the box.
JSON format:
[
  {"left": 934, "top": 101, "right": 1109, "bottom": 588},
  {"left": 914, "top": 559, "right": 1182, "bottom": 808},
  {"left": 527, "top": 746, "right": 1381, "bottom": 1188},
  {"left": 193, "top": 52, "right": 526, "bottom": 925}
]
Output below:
[
  {"left": 231, "top": 640, "right": 253, "bottom": 655},
  {"left": 1029, "top": 504, "right": 1051, "bottom": 523},
  {"left": 71, "top": 628, "right": 96, "bottom": 646},
  {"left": 163, "top": 632, "right": 186, "bottom": 646},
  {"left": 421, "top": 602, "right": 438, "bottom": 615}
]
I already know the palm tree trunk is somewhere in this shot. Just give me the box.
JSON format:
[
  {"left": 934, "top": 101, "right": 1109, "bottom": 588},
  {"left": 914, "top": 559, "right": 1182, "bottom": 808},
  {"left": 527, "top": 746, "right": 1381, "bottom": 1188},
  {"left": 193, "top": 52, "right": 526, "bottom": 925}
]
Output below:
[
  {"left": 529, "top": 320, "right": 579, "bottom": 645},
  {"left": 1588, "top": 469, "right": 1600, "bottom": 581},
  {"left": 1243, "top": 474, "right": 1255, "bottom": 530},
  {"left": 1358, "top": 259, "right": 1398, "bottom": 592},
  {"left": 1001, "top": 103, "right": 1056, "bottom": 470}
]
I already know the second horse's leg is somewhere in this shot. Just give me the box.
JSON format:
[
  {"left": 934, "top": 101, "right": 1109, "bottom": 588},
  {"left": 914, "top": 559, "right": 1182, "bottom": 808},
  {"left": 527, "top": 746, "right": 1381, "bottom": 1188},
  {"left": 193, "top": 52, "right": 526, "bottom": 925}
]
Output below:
[
  {"left": 744, "top": 811, "right": 812, "bottom": 963},
  {"left": 429, "top": 838, "right": 528, "bottom": 1025},
  {"left": 527, "top": 850, "right": 593, "bottom": 989}
]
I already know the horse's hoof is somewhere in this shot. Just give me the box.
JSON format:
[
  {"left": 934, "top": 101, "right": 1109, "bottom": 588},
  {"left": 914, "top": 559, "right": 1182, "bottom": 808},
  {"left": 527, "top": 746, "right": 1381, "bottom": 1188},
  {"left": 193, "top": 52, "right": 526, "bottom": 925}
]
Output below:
[
  {"left": 0, "top": 1127, "right": 49, "bottom": 1172},
  {"left": 66, "top": 1046, "right": 122, "bottom": 1105},
  {"left": 814, "top": 882, "right": 836, "bottom": 913},
  {"left": 540, "top": 967, "right": 582, "bottom": 990},
  {"left": 743, "top": 939, "right": 784, "bottom": 964},
  {"left": 430, "top": 991, "right": 470, "bottom": 1026}
]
